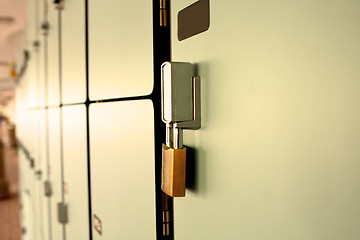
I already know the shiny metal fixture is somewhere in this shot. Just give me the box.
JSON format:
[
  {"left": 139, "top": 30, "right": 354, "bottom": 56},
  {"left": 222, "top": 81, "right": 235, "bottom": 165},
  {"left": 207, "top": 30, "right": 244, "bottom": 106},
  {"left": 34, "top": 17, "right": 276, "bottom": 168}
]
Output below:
[{"left": 161, "top": 62, "right": 201, "bottom": 197}]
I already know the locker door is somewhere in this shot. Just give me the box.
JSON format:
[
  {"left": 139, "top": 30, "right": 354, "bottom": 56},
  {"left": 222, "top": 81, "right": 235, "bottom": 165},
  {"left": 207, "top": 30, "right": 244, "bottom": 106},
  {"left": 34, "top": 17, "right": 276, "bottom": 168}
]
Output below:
[
  {"left": 48, "top": 107, "right": 63, "bottom": 240},
  {"left": 39, "top": 109, "right": 51, "bottom": 240},
  {"left": 62, "top": 105, "right": 89, "bottom": 239},
  {"left": 37, "top": 0, "right": 47, "bottom": 108},
  {"left": 47, "top": 0, "right": 60, "bottom": 106},
  {"left": 88, "top": 0, "right": 153, "bottom": 100},
  {"left": 61, "top": 0, "right": 86, "bottom": 104},
  {"left": 90, "top": 100, "right": 156, "bottom": 239},
  {"left": 170, "top": 1, "right": 360, "bottom": 240},
  {"left": 33, "top": 110, "right": 44, "bottom": 240}
]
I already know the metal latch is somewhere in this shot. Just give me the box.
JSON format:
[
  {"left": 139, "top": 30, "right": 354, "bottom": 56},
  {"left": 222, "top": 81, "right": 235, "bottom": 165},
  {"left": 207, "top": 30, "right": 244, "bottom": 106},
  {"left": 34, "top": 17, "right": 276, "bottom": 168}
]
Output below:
[
  {"left": 54, "top": 0, "right": 64, "bottom": 10},
  {"left": 57, "top": 202, "right": 68, "bottom": 224},
  {"left": 29, "top": 157, "right": 35, "bottom": 169},
  {"left": 41, "top": 22, "right": 49, "bottom": 36},
  {"left": 161, "top": 62, "right": 201, "bottom": 197},
  {"left": 35, "top": 170, "right": 42, "bottom": 180},
  {"left": 44, "top": 180, "right": 52, "bottom": 197}
]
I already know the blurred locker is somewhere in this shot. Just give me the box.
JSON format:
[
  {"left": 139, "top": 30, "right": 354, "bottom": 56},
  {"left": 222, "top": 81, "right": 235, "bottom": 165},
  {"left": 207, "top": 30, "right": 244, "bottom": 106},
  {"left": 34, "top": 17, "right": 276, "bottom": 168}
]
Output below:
[
  {"left": 90, "top": 100, "right": 156, "bottom": 239},
  {"left": 48, "top": 107, "right": 63, "bottom": 240},
  {"left": 88, "top": 0, "right": 153, "bottom": 100},
  {"left": 62, "top": 105, "right": 89, "bottom": 239},
  {"left": 47, "top": 0, "right": 60, "bottom": 106},
  {"left": 170, "top": 1, "right": 360, "bottom": 240},
  {"left": 61, "top": 0, "right": 86, "bottom": 104},
  {"left": 38, "top": 109, "right": 51, "bottom": 240}
]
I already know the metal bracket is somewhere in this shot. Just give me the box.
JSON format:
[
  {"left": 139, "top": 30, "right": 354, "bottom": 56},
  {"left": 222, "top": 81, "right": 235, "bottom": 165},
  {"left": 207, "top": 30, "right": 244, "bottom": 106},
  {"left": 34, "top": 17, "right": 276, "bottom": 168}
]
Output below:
[
  {"left": 35, "top": 170, "right": 42, "bottom": 180},
  {"left": 41, "top": 22, "right": 49, "bottom": 36},
  {"left": 32, "top": 40, "right": 40, "bottom": 52},
  {"left": 29, "top": 158, "right": 35, "bottom": 169},
  {"left": 161, "top": 62, "right": 201, "bottom": 130},
  {"left": 44, "top": 181, "right": 52, "bottom": 197},
  {"left": 57, "top": 202, "right": 68, "bottom": 224},
  {"left": 175, "top": 76, "right": 201, "bottom": 130},
  {"left": 54, "top": 0, "right": 64, "bottom": 10}
]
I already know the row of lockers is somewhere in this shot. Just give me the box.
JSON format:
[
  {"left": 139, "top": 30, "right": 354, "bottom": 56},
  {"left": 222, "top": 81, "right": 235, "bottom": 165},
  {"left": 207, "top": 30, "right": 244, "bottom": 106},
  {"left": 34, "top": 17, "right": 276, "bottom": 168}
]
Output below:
[
  {"left": 16, "top": 0, "right": 161, "bottom": 239},
  {"left": 18, "top": 0, "right": 154, "bottom": 109},
  {"left": 18, "top": 102, "right": 156, "bottom": 240}
]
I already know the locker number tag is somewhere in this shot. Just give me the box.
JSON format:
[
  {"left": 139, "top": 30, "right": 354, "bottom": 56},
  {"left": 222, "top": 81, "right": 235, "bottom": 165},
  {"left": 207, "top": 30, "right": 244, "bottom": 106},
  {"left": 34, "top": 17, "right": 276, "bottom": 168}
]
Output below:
[{"left": 94, "top": 215, "right": 102, "bottom": 235}]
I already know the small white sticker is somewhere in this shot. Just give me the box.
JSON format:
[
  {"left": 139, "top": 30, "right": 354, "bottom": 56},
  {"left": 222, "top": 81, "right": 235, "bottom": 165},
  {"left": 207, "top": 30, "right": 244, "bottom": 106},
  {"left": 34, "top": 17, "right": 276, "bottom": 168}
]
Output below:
[{"left": 94, "top": 215, "right": 102, "bottom": 235}]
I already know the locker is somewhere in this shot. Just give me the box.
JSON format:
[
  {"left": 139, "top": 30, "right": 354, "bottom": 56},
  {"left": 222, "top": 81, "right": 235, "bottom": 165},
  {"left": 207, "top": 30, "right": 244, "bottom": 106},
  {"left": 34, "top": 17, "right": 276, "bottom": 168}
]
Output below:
[
  {"left": 88, "top": 0, "right": 153, "bottom": 100},
  {"left": 47, "top": 0, "right": 60, "bottom": 106},
  {"left": 48, "top": 107, "right": 63, "bottom": 240},
  {"left": 38, "top": 109, "right": 51, "bottom": 240},
  {"left": 170, "top": 1, "right": 360, "bottom": 239},
  {"left": 89, "top": 100, "right": 156, "bottom": 239},
  {"left": 37, "top": 0, "right": 47, "bottom": 108},
  {"left": 62, "top": 105, "right": 89, "bottom": 239},
  {"left": 61, "top": 0, "right": 86, "bottom": 104}
]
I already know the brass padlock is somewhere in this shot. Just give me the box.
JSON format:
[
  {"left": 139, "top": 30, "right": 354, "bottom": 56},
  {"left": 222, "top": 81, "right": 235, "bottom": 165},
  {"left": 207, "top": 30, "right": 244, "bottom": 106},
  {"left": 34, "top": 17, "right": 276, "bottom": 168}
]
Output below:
[
  {"left": 162, "top": 144, "right": 186, "bottom": 197},
  {"left": 160, "top": 62, "right": 201, "bottom": 198}
]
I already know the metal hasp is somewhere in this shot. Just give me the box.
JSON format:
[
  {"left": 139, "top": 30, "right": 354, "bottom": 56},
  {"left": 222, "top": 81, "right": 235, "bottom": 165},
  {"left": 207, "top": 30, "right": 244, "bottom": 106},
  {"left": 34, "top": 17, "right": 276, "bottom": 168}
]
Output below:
[
  {"left": 161, "top": 62, "right": 201, "bottom": 197},
  {"left": 41, "top": 22, "right": 49, "bottom": 36},
  {"left": 57, "top": 202, "right": 68, "bottom": 224},
  {"left": 54, "top": 0, "right": 64, "bottom": 10},
  {"left": 44, "top": 180, "right": 52, "bottom": 197}
]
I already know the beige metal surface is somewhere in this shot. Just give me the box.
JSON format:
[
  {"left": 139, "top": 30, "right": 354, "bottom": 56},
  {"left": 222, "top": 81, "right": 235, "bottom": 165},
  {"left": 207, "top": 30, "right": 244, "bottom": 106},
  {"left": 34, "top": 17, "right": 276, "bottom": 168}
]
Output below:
[
  {"left": 171, "top": 0, "right": 360, "bottom": 239},
  {"left": 47, "top": 1, "right": 60, "bottom": 106},
  {"left": 62, "top": 105, "right": 89, "bottom": 239},
  {"left": 88, "top": 0, "right": 153, "bottom": 100},
  {"left": 48, "top": 107, "right": 63, "bottom": 240},
  {"left": 89, "top": 100, "right": 156, "bottom": 239},
  {"left": 61, "top": 0, "right": 86, "bottom": 104}
]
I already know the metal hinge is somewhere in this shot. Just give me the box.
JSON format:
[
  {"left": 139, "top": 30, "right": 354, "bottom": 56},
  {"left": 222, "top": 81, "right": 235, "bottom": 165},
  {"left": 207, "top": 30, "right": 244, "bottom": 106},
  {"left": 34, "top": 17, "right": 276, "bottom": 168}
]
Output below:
[
  {"left": 160, "top": 0, "right": 168, "bottom": 27},
  {"left": 57, "top": 202, "right": 68, "bottom": 224},
  {"left": 44, "top": 181, "right": 52, "bottom": 197},
  {"left": 162, "top": 193, "right": 172, "bottom": 236}
]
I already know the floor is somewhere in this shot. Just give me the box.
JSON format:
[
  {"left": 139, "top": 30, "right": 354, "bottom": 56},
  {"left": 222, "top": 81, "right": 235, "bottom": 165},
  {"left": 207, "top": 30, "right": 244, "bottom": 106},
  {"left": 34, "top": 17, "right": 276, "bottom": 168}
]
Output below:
[{"left": 0, "top": 141, "right": 21, "bottom": 240}]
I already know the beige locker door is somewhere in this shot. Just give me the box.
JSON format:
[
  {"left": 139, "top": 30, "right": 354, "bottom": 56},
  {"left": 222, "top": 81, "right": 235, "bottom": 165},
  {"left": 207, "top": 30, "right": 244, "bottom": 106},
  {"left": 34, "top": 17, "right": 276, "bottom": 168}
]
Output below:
[
  {"left": 48, "top": 107, "right": 63, "bottom": 240},
  {"left": 38, "top": 109, "right": 51, "bottom": 240},
  {"left": 61, "top": 0, "right": 86, "bottom": 104},
  {"left": 62, "top": 105, "right": 89, "bottom": 239},
  {"left": 47, "top": 1, "right": 60, "bottom": 106},
  {"left": 89, "top": 100, "right": 156, "bottom": 239},
  {"left": 171, "top": 1, "right": 360, "bottom": 239},
  {"left": 88, "top": 0, "right": 153, "bottom": 100}
]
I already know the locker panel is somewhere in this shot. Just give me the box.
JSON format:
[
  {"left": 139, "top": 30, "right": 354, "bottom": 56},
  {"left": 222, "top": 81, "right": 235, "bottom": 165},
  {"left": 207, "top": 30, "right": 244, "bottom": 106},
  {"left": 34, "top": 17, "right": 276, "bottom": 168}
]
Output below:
[
  {"left": 62, "top": 105, "right": 89, "bottom": 239},
  {"left": 61, "top": 0, "right": 86, "bottom": 104},
  {"left": 39, "top": 109, "right": 51, "bottom": 240},
  {"left": 33, "top": 109, "right": 45, "bottom": 240},
  {"left": 26, "top": 53, "right": 38, "bottom": 108},
  {"left": 47, "top": 2, "right": 60, "bottom": 106},
  {"left": 37, "top": 0, "right": 46, "bottom": 107},
  {"left": 89, "top": 100, "right": 156, "bottom": 239},
  {"left": 171, "top": 1, "right": 360, "bottom": 240},
  {"left": 88, "top": 0, "right": 153, "bottom": 100},
  {"left": 48, "top": 107, "right": 63, "bottom": 240}
]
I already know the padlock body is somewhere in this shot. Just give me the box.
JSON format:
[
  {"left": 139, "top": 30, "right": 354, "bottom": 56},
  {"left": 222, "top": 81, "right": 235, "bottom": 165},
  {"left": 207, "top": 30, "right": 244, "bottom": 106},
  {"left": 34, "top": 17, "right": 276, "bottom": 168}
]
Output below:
[{"left": 162, "top": 144, "right": 186, "bottom": 197}]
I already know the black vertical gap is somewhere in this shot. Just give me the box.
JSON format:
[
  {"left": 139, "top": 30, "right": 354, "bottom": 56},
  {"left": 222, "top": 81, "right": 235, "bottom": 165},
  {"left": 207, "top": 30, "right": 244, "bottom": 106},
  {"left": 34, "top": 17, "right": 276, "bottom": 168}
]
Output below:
[
  {"left": 84, "top": 0, "right": 93, "bottom": 239},
  {"left": 152, "top": 0, "right": 174, "bottom": 239},
  {"left": 58, "top": 8, "right": 66, "bottom": 240}
]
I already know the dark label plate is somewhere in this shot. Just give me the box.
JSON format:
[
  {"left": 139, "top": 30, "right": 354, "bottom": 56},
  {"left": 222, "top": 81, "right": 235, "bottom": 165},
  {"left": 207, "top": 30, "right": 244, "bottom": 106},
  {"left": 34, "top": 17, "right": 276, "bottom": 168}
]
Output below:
[{"left": 178, "top": 0, "right": 210, "bottom": 41}]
